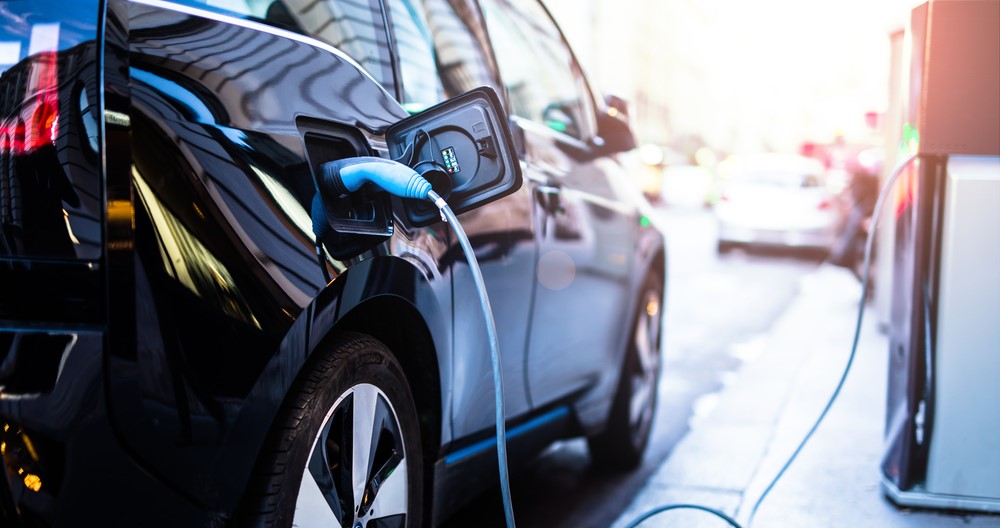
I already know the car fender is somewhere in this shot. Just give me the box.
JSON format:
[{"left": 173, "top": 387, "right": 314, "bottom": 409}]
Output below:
[{"left": 573, "top": 223, "right": 667, "bottom": 434}]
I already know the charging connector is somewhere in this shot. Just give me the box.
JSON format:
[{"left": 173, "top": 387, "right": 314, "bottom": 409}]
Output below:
[{"left": 320, "top": 156, "right": 432, "bottom": 200}]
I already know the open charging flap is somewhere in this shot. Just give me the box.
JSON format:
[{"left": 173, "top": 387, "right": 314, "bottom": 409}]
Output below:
[{"left": 386, "top": 86, "right": 523, "bottom": 227}]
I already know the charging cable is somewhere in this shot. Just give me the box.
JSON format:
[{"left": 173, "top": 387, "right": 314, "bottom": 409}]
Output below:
[
  {"left": 428, "top": 188, "right": 517, "bottom": 528},
  {"left": 319, "top": 157, "right": 518, "bottom": 528},
  {"left": 622, "top": 152, "right": 918, "bottom": 528},
  {"left": 319, "top": 151, "right": 918, "bottom": 528}
]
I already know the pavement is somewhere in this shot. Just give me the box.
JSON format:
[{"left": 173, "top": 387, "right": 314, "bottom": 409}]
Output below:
[{"left": 611, "top": 263, "right": 1000, "bottom": 528}]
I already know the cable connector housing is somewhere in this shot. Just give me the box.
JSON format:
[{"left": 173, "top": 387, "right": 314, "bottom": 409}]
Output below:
[{"left": 319, "top": 156, "right": 432, "bottom": 200}]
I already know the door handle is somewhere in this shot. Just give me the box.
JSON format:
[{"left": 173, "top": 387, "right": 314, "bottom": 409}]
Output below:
[{"left": 535, "top": 184, "right": 563, "bottom": 215}]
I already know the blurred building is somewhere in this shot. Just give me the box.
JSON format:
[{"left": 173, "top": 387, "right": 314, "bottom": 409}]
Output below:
[{"left": 546, "top": 0, "right": 916, "bottom": 158}]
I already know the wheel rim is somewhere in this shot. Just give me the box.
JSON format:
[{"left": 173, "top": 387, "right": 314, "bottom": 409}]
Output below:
[
  {"left": 295, "top": 383, "right": 410, "bottom": 528},
  {"left": 628, "top": 287, "right": 662, "bottom": 446}
]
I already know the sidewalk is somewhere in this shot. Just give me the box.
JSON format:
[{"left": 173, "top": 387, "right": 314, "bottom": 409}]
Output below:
[{"left": 613, "top": 264, "right": 1000, "bottom": 528}]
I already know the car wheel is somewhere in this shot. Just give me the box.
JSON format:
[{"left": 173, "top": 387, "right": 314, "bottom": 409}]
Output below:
[
  {"left": 588, "top": 273, "right": 663, "bottom": 471},
  {"left": 237, "top": 332, "right": 423, "bottom": 528}
]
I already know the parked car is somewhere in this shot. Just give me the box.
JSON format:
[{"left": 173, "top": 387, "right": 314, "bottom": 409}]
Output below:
[
  {"left": 714, "top": 152, "right": 837, "bottom": 254},
  {"left": 0, "top": 1, "right": 665, "bottom": 527}
]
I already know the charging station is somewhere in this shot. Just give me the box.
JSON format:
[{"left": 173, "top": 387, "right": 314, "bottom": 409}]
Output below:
[{"left": 880, "top": 0, "right": 1000, "bottom": 512}]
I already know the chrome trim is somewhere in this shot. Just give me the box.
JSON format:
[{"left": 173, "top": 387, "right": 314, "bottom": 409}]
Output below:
[
  {"left": 881, "top": 476, "right": 1000, "bottom": 513},
  {"left": 511, "top": 115, "right": 591, "bottom": 151},
  {"left": 562, "top": 186, "right": 634, "bottom": 216}
]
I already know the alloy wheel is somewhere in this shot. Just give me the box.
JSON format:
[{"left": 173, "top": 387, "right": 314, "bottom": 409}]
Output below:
[{"left": 295, "top": 383, "right": 410, "bottom": 528}]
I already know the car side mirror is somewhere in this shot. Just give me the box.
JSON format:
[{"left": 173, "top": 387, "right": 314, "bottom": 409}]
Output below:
[
  {"left": 386, "top": 86, "right": 523, "bottom": 226},
  {"left": 604, "top": 93, "right": 630, "bottom": 118},
  {"left": 592, "top": 94, "right": 637, "bottom": 155}
]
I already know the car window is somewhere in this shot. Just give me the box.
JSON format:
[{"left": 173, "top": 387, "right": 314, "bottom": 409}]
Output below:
[
  {"left": 384, "top": 0, "right": 502, "bottom": 113},
  {"left": 741, "top": 170, "right": 822, "bottom": 188},
  {"left": 478, "top": 0, "right": 593, "bottom": 139},
  {"left": 735, "top": 156, "right": 827, "bottom": 188},
  {"left": 170, "top": 0, "right": 395, "bottom": 91}
]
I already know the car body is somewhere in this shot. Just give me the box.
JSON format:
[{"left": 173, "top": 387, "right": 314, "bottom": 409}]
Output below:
[
  {"left": 714, "top": 152, "right": 837, "bottom": 253},
  {"left": 0, "top": 1, "right": 666, "bottom": 527}
]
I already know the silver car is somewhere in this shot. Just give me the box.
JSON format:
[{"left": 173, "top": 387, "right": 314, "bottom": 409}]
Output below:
[{"left": 714, "top": 153, "right": 837, "bottom": 253}]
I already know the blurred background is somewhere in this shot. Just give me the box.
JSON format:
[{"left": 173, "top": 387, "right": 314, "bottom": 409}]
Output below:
[{"left": 547, "top": 0, "right": 902, "bottom": 165}]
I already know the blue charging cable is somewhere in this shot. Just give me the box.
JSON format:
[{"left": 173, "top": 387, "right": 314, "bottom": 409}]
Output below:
[
  {"left": 320, "top": 153, "right": 918, "bottom": 528},
  {"left": 320, "top": 157, "right": 518, "bottom": 528}
]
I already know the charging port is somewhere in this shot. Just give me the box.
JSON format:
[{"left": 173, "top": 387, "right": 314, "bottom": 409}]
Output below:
[{"left": 297, "top": 119, "right": 393, "bottom": 259}]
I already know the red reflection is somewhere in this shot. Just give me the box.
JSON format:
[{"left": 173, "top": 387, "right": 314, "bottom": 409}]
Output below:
[
  {"left": 1, "top": 50, "right": 59, "bottom": 155},
  {"left": 895, "top": 160, "right": 916, "bottom": 218}
]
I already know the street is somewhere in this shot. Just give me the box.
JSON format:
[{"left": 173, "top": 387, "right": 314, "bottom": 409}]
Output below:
[{"left": 442, "top": 203, "right": 826, "bottom": 527}]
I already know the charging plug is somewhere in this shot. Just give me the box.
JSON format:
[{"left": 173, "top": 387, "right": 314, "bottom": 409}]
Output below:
[{"left": 320, "top": 156, "right": 432, "bottom": 200}]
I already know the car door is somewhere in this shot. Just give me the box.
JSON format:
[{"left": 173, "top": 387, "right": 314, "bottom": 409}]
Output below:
[
  {"left": 478, "top": 0, "right": 640, "bottom": 407},
  {"left": 382, "top": 0, "right": 535, "bottom": 439}
]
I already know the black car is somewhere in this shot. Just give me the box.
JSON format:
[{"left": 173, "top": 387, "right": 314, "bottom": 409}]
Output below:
[{"left": 0, "top": 1, "right": 666, "bottom": 526}]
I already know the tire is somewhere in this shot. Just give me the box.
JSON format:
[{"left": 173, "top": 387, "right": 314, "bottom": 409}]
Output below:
[
  {"left": 588, "top": 273, "right": 664, "bottom": 471},
  {"left": 237, "top": 332, "right": 423, "bottom": 528}
]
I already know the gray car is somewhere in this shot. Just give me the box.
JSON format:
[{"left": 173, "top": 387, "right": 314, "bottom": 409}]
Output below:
[{"left": 715, "top": 153, "right": 837, "bottom": 253}]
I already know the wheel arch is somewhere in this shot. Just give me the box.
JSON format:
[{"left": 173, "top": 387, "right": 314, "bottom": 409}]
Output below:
[
  {"left": 629, "top": 235, "right": 667, "bottom": 346},
  {"left": 621, "top": 234, "right": 667, "bottom": 378},
  {"left": 308, "top": 256, "right": 447, "bottom": 527},
  {"left": 332, "top": 295, "right": 444, "bottom": 464}
]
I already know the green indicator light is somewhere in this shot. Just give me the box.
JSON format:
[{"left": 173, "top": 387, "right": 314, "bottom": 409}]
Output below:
[
  {"left": 402, "top": 102, "right": 429, "bottom": 115},
  {"left": 441, "top": 146, "right": 460, "bottom": 174},
  {"left": 640, "top": 215, "right": 651, "bottom": 227},
  {"left": 546, "top": 120, "right": 567, "bottom": 133},
  {"left": 901, "top": 122, "right": 920, "bottom": 154}
]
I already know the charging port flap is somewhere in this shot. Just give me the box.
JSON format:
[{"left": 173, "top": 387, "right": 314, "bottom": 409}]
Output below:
[{"left": 386, "top": 86, "right": 522, "bottom": 226}]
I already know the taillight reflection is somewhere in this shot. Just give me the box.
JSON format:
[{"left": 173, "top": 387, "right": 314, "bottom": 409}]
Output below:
[{"left": 1, "top": 28, "right": 60, "bottom": 156}]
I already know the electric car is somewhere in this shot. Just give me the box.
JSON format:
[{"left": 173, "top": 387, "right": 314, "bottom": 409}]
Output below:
[{"left": 0, "top": 1, "right": 666, "bottom": 527}]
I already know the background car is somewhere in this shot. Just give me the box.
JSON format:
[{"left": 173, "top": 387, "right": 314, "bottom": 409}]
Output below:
[
  {"left": 713, "top": 152, "right": 837, "bottom": 254},
  {"left": 0, "top": 1, "right": 665, "bottom": 527}
]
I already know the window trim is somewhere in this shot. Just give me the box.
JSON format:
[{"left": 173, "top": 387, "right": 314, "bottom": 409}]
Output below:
[
  {"left": 477, "top": 0, "right": 598, "bottom": 144},
  {"left": 375, "top": 0, "right": 406, "bottom": 103},
  {"left": 382, "top": 0, "right": 506, "bottom": 112}
]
